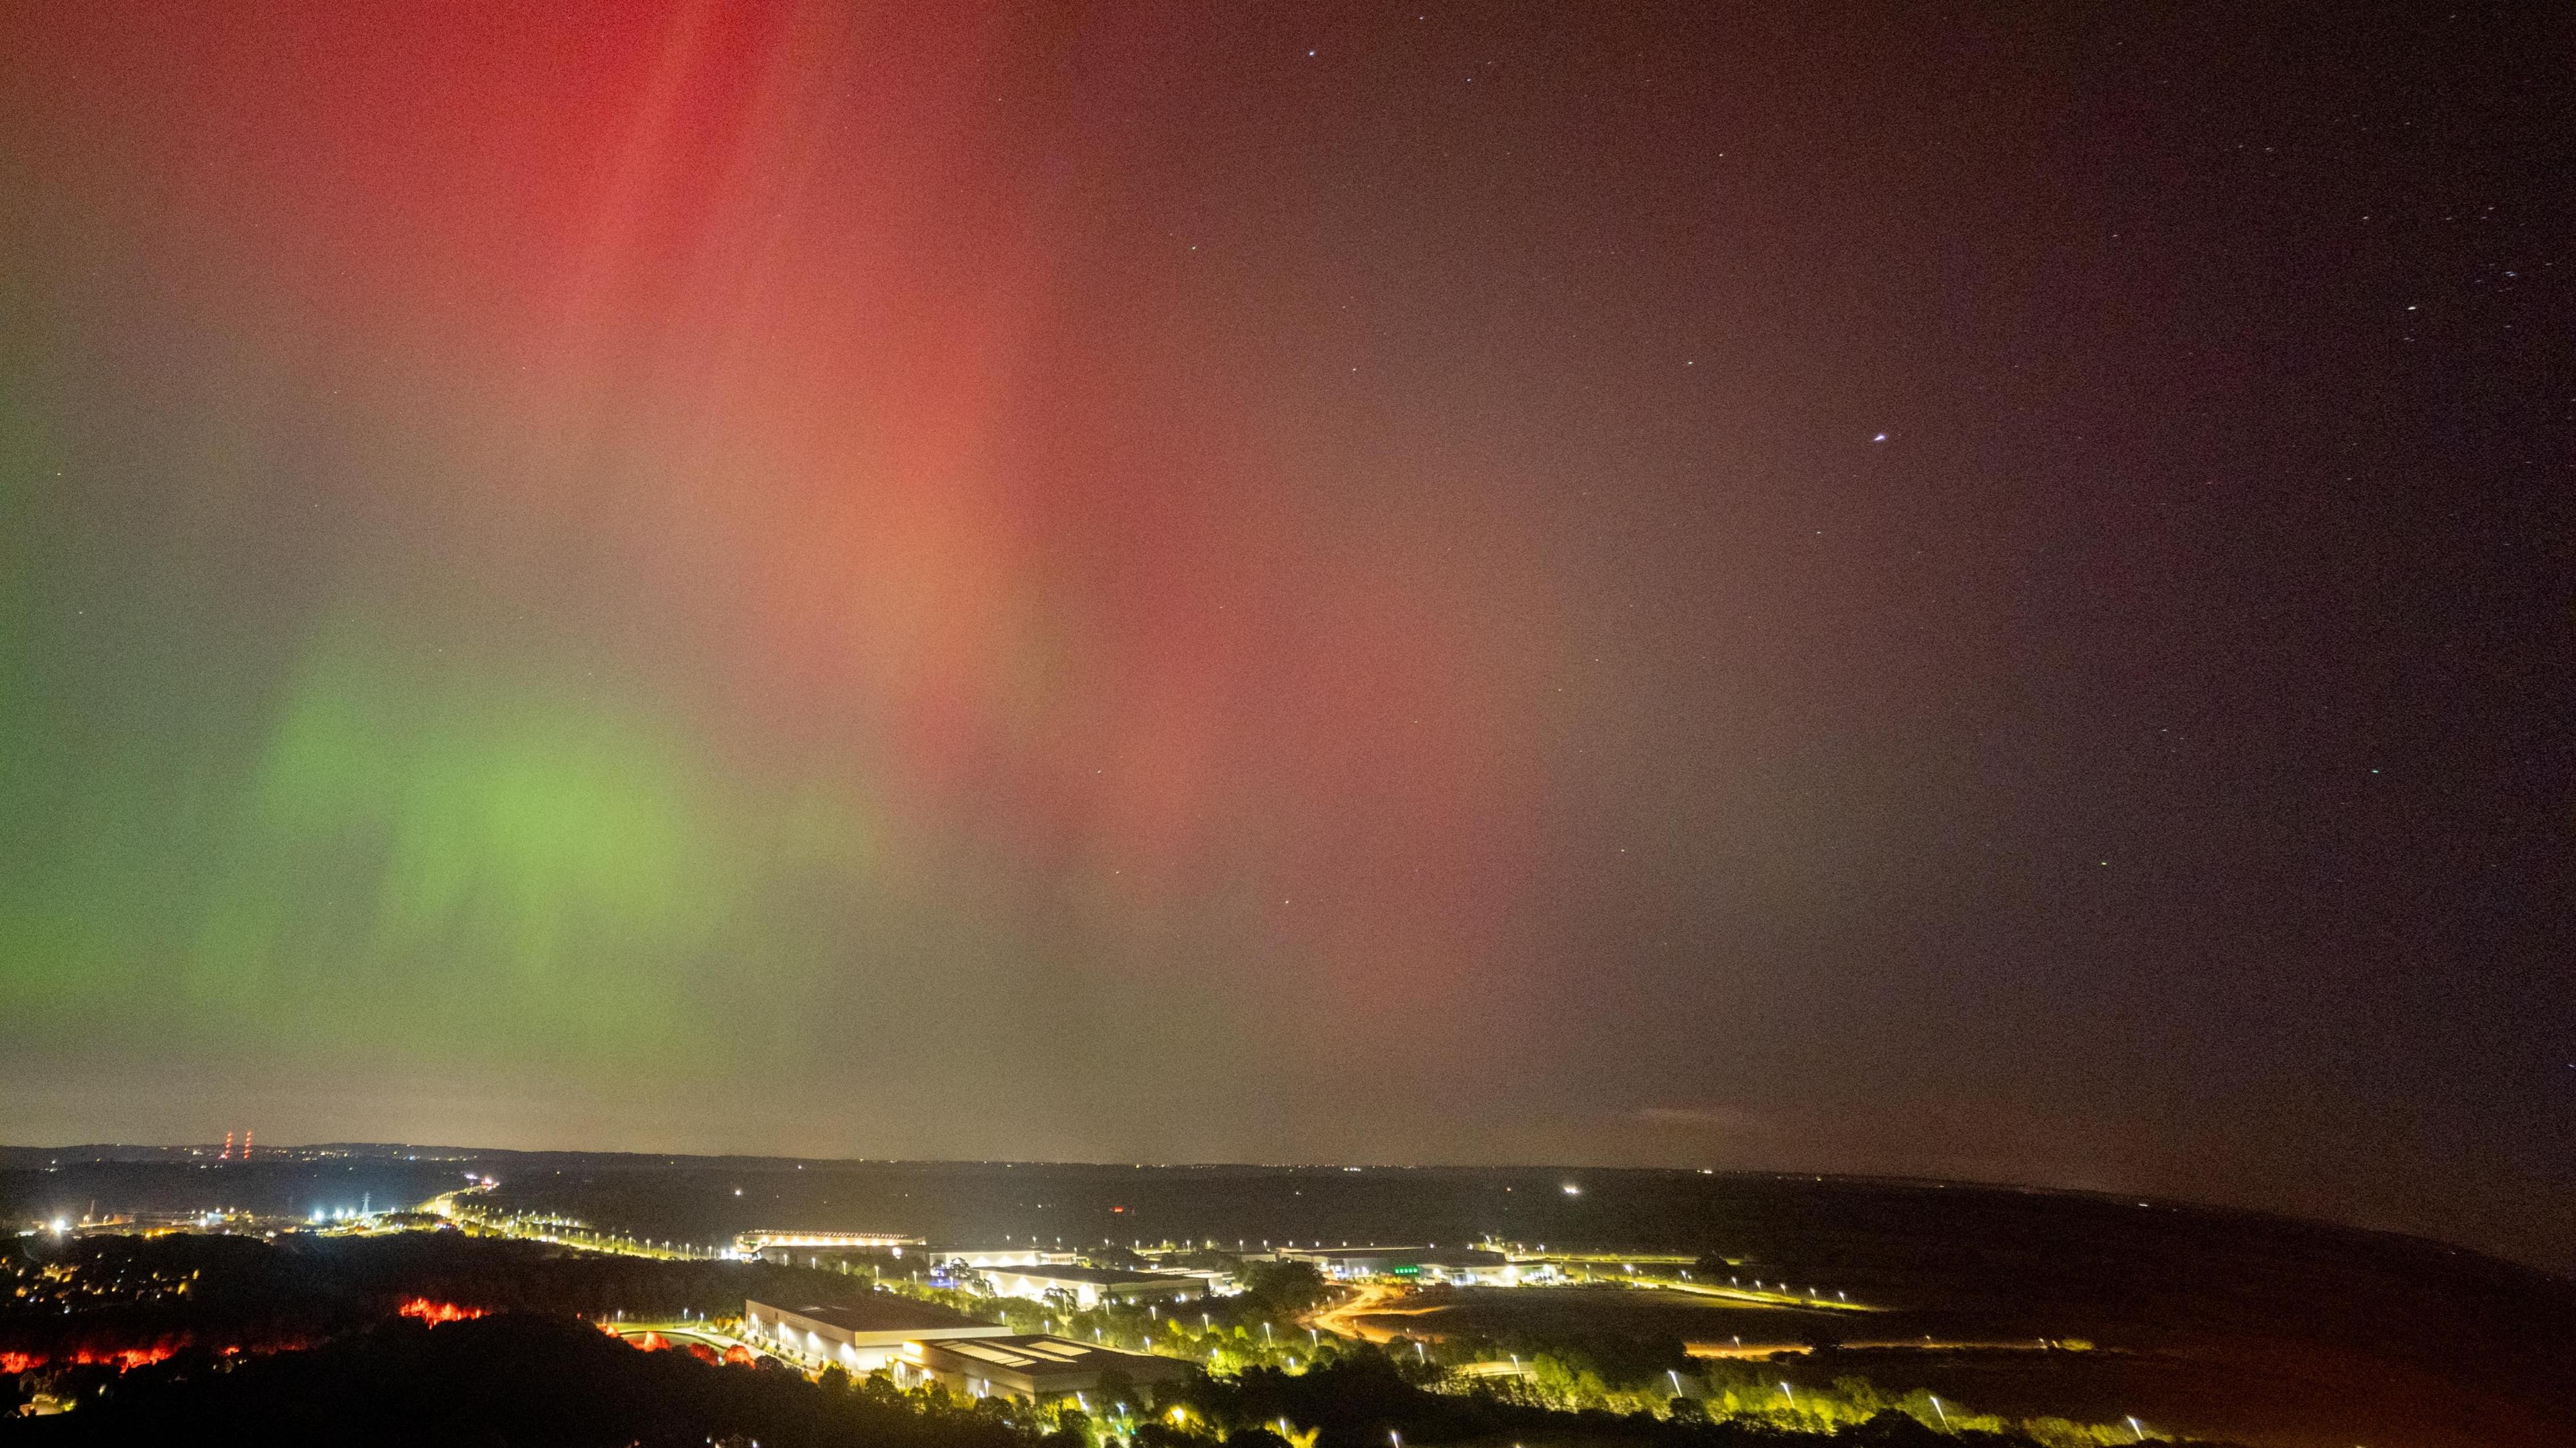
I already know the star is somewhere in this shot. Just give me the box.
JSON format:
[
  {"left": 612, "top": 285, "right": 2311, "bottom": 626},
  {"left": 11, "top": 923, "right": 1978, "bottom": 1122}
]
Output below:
[{"left": 1872, "top": 432, "right": 1889, "bottom": 443}]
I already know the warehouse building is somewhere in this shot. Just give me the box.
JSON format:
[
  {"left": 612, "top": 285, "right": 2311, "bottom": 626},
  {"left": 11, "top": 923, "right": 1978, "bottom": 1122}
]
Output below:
[
  {"left": 900, "top": 1333, "right": 1194, "bottom": 1402},
  {"left": 977, "top": 1263, "right": 1207, "bottom": 1308},
  {"left": 738, "top": 1229, "right": 922, "bottom": 1260},
  {"left": 743, "top": 1295, "right": 1013, "bottom": 1372}
]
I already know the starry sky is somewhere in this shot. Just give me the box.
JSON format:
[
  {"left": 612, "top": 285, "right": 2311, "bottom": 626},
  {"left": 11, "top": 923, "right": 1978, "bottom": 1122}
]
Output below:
[{"left": 1, "top": 2, "right": 2568, "bottom": 1270}]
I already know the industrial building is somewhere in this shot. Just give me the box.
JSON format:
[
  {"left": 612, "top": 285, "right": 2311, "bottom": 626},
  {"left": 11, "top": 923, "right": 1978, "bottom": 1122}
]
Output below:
[
  {"left": 976, "top": 1263, "right": 1208, "bottom": 1308},
  {"left": 898, "top": 1334, "right": 1194, "bottom": 1402},
  {"left": 743, "top": 1295, "right": 1013, "bottom": 1372},
  {"left": 1277, "top": 1245, "right": 1523, "bottom": 1284},
  {"left": 737, "top": 1229, "right": 922, "bottom": 1258}
]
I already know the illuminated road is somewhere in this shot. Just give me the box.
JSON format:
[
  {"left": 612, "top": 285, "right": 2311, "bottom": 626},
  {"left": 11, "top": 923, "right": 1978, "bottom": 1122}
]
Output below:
[
  {"left": 1307, "top": 1274, "right": 1882, "bottom": 1349},
  {"left": 608, "top": 1321, "right": 761, "bottom": 1363},
  {"left": 1688, "top": 1337, "right": 2096, "bottom": 1359},
  {"left": 1305, "top": 1282, "right": 1440, "bottom": 1343},
  {"left": 1499, "top": 1252, "right": 1881, "bottom": 1313},
  {"left": 1646, "top": 1276, "right": 1881, "bottom": 1313},
  {"left": 426, "top": 1189, "right": 716, "bottom": 1261}
]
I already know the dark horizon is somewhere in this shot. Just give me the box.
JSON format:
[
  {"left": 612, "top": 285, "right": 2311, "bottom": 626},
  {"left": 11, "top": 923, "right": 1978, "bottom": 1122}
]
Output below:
[
  {"left": 11, "top": 1141, "right": 2572, "bottom": 1281},
  {"left": 3, "top": 1, "right": 2568, "bottom": 1282}
]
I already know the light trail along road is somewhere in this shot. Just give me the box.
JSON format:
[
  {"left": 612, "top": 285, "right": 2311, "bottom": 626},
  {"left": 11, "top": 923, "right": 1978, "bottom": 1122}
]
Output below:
[
  {"left": 1306, "top": 1273, "right": 1886, "bottom": 1347},
  {"left": 1305, "top": 1282, "right": 1447, "bottom": 1344}
]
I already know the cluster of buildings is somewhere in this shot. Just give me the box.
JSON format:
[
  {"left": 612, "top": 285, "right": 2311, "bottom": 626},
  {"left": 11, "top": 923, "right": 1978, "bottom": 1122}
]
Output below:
[
  {"left": 736, "top": 1235, "right": 1555, "bottom": 1401},
  {"left": 745, "top": 1234, "right": 1550, "bottom": 1299},
  {"left": 740, "top": 1296, "right": 1189, "bottom": 1401},
  {"left": 741, "top": 1235, "right": 1237, "bottom": 1308}
]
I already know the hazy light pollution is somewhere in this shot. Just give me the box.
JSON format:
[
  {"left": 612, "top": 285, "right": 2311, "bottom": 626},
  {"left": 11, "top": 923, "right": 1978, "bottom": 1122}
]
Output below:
[{"left": 0, "top": 1, "right": 2567, "bottom": 1272}]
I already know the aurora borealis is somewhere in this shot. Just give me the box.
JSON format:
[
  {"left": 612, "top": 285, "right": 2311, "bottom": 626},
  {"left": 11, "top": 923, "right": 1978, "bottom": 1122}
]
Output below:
[{"left": 1, "top": 3, "right": 2569, "bottom": 1272}]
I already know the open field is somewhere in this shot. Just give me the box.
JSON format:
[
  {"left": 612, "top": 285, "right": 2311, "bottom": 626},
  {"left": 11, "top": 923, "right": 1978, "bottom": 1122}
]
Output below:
[{"left": 1348, "top": 1284, "right": 2559, "bottom": 1448}]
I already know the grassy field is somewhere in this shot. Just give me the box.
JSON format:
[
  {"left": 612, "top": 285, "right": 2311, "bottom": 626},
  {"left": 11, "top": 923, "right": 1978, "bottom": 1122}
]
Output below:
[{"left": 1350, "top": 1270, "right": 2570, "bottom": 1448}]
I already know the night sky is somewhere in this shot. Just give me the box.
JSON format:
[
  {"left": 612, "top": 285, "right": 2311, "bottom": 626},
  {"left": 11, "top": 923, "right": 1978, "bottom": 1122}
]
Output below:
[{"left": 1, "top": 3, "right": 2567, "bottom": 1271}]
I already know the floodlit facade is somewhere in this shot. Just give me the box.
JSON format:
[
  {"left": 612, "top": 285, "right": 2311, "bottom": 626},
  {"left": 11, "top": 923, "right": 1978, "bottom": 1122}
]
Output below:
[
  {"left": 977, "top": 1264, "right": 1205, "bottom": 1308},
  {"left": 737, "top": 1229, "right": 923, "bottom": 1258},
  {"left": 743, "top": 1296, "right": 1012, "bottom": 1372},
  {"left": 900, "top": 1333, "right": 1195, "bottom": 1402}
]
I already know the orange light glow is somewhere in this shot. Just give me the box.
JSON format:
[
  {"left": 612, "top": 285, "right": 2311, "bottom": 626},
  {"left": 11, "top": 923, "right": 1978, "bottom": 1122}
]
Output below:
[
  {"left": 3, "top": 1343, "right": 189, "bottom": 1374},
  {"left": 74, "top": 1345, "right": 176, "bottom": 1370}
]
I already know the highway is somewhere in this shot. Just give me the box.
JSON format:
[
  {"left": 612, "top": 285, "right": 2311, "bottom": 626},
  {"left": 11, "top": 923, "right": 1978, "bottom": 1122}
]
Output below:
[
  {"left": 606, "top": 1321, "right": 763, "bottom": 1365},
  {"left": 1305, "top": 1281, "right": 1440, "bottom": 1343},
  {"left": 1688, "top": 1337, "right": 2102, "bottom": 1360},
  {"left": 1303, "top": 1272, "right": 1882, "bottom": 1349},
  {"left": 426, "top": 1187, "right": 719, "bottom": 1261}
]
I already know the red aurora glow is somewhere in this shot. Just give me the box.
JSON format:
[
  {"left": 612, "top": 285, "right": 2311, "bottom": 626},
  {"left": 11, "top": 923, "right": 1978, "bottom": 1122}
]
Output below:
[{"left": 0, "top": 0, "right": 1559, "bottom": 1161}]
